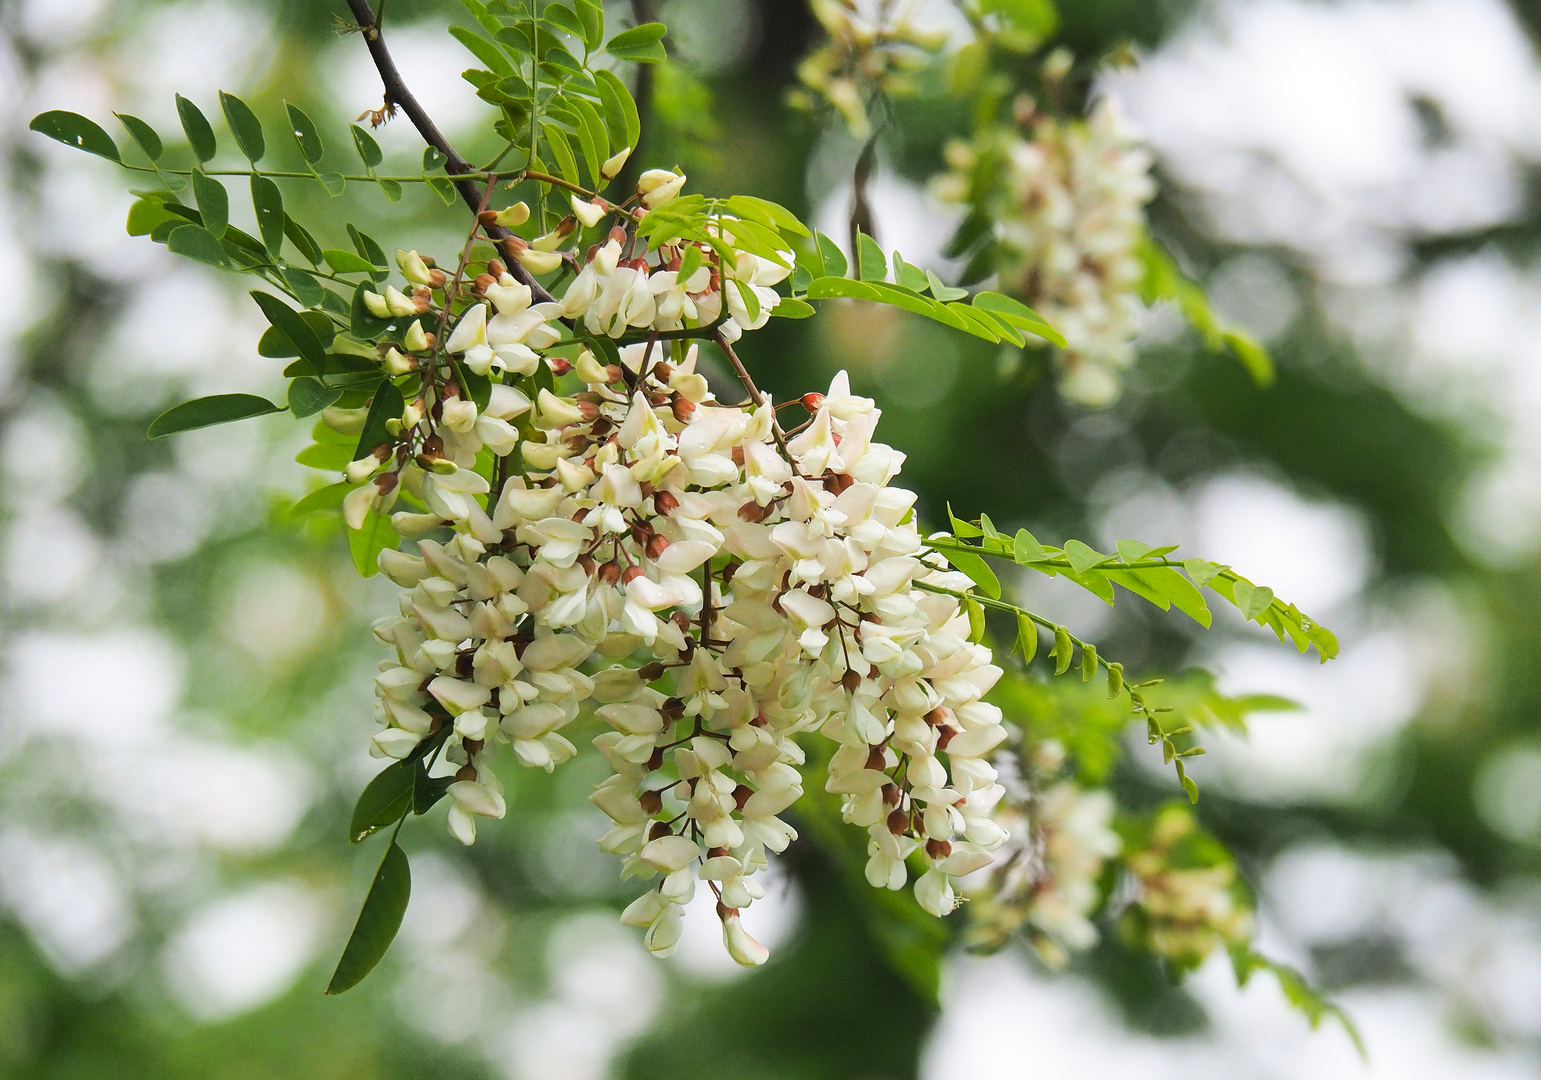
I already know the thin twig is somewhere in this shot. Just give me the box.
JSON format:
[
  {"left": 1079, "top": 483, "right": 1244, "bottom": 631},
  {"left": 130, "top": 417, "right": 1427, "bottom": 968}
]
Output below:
[
  {"left": 713, "top": 330, "right": 791, "bottom": 460},
  {"left": 344, "top": 0, "right": 556, "bottom": 305}
]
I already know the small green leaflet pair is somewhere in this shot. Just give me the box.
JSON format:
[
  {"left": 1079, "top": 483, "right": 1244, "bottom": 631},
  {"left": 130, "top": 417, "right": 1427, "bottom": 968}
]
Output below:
[
  {"left": 452, "top": 0, "right": 649, "bottom": 197},
  {"left": 327, "top": 715, "right": 459, "bottom": 994},
  {"left": 145, "top": 289, "right": 377, "bottom": 439},
  {"left": 933, "top": 506, "right": 1338, "bottom": 662}
]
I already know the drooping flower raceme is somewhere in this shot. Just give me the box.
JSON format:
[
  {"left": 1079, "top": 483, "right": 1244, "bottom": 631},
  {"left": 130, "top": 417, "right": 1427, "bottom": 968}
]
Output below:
[
  {"left": 934, "top": 95, "right": 1155, "bottom": 406},
  {"left": 341, "top": 176, "right": 1011, "bottom": 966}
]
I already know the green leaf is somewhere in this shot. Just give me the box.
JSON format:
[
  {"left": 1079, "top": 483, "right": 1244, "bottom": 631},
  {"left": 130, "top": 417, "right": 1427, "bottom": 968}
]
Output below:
[
  {"left": 540, "top": 121, "right": 580, "bottom": 185},
  {"left": 946, "top": 503, "right": 982, "bottom": 538},
  {"left": 1231, "top": 579, "right": 1275, "bottom": 622},
  {"left": 1230, "top": 947, "right": 1364, "bottom": 1059},
  {"left": 422, "top": 146, "right": 448, "bottom": 172},
  {"left": 544, "top": 4, "right": 587, "bottom": 41},
  {"left": 1116, "top": 539, "right": 1154, "bottom": 563},
  {"left": 449, "top": 25, "right": 516, "bottom": 77},
  {"left": 125, "top": 197, "right": 178, "bottom": 237},
  {"left": 426, "top": 176, "right": 457, "bottom": 206},
  {"left": 731, "top": 277, "right": 761, "bottom": 323},
  {"left": 815, "top": 231, "right": 847, "bottom": 279},
  {"left": 354, "top": 379, "right": 406, "bottom": 463},
  {"left": 285, "top": 102, "right": 324, "bottom": 164},
  {"left": 147, "top": 393, "right": 283, "bottom": 438},
  {"left": 1063, "top": 539, "right": 1111, "bottom": 575},
  {"left": 1081, "top": 642, "right": 1098, "bottom": 682},
  {"left": 568, "top": 93, "right": 609, "bottom": 188},
  {"left": 258, "top": 325, "right": 299, "bottom": 358},
  {"left": 947, "top": 548, "right": 1000, "bottom": 600},
  {"left": 925, "top": 269, "right": 967, "bottom": 302},
  {"left": 1107, "top": 662, "right": 1124, "bottom": 699},
  {"left": 348, "top": 509, "right": 399, "bottom": 578},
  {"left": 606, "top": 21, "right": 667, "bottom": 63},
  {"left": 413, "top": 764, "right": 454, "bottom": 815},
  {"left": 175, "top": 95, "right": 216, "bottom": 162},
  {"left": 965, "top": 597, "right": 986, "bottom": 643},
  {"left": 350, "top": 124, "right": 383, "bottom": 169},
  {"left": 347, "top": 224, "right": 389, "bottom": 269},
  {"left": 248, "top": 175, "right": 284, "bottom": 256},
  {"left": 856, "top": 232, "right": 887, "bottom": 282},
  {"left": 1183, "top": 558, "right": 1224, "bottom": 587},
  {"left": 1127, "top": 567, "right": 1212, "bottom": 627},
  {"left": 1052, "top": 627, "right": 1073, "bottom": 676},
  {"left": 218, "top": 91, "right": 265, "bottom": 162},
  {"left": 378, "top": 177, "right": 404, "bottom": 202},
  {"left": 349, "top": 761, "right": 415, "bottom": 843},
  {"left": 114, "top": 113, "right": 162, "bottom": 160},
  {"left": 250, "top": 291, "right": 327, "bottom": 374},
  {"left": 575, "top": 0, "right": 604, "bottom": 51},
  {"left": 165, "top": 224, "right": 229, "bottom": 266},
  {"left": 282, "top": 267, "right": 324, "bottom": 308},
  {"left": 324, "top": 248, "right": 377, "bottom": 275},
  {"left": 30, "top": 110, "right": 121, "bottom": 162},
  {"left": 773, "top": 297, "right": 816, "bottom": 319},
  {"left": 972, "top": 291, "right": 1066, "bottom": 347},
  {"left": 1223, "top": 328, "right": 1275, "bottom": 387},
  {"left": 326, "top": 841, "right": 410, "bottom": 995},
  {"left": 892, "top": 253, "right": 929, "bottom": 292},
  {"left": 190, "top": 170, "right": 228, "bottom": 239},
  {"left": 725, "top": 195, "right": 810, "bottom": 238},
  {"left": 288, "top": 480, "right": 353, "bottom": 517},
  {"left": 288, "top": 377, "right": 342, "bottom": 418},
  {"left": 1016, "top": 613, "right": 1038, "bottom": 663},
  {"left": 1013, "top": 528, "right": 1047, "bottom": 563},
  {"left": 448, "top": 351, "right": 492, "bottom": 413},
  {"left": 283, "top": 214, "right": 322, "bottom": 266}
]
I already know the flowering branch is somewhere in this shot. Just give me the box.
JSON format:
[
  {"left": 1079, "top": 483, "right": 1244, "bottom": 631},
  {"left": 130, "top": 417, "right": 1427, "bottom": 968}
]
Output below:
[{"left": 343, "top": 0, "right": 556, "bottom": 305}]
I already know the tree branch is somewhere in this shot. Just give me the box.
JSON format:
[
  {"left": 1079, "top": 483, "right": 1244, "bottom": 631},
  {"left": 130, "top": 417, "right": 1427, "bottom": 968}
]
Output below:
[{"left": 344, "top": 0, "right": 555, "bottom": 305}]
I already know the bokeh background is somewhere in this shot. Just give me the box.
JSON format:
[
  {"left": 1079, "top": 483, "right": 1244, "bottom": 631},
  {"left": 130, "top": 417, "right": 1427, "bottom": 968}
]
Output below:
[{"left": 5, "top": 0, "right": 1541, "bottom": 1076}]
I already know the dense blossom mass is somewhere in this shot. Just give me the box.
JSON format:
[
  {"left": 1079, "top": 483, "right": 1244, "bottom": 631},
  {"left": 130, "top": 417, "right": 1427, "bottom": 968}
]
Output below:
[
  {"left": 935, "top": 90, "right": 1155, "bottom": 406},
  {"left": 340, "top": 171, "right": 1016, "bottom": 964}
]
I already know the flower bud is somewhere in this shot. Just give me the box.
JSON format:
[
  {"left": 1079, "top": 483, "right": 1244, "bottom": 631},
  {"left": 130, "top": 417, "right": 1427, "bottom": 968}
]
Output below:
[
  {"left": 363, "top": 289, "right": 392, "bottom": 319},
  {"left": 396, "top": 249, "right": 435, "bottom": 287},
  {"left": 493, "top": 201, "right": 530, "bottom": 227},
  {"left": 574, "top": 349, "right": 610, "bottom": 384},
  {"left": 532, "top": 217, "right": 577, "bottom": 251},
  {"left": 642, "top": 175, "right": 686, "bottom": 209},
  {"left": 721, "top": 915, "right": 769, "bottom": 967},
  {"left": 381, "top": 347, "right": 415, "bottom": 375},
  {"left": 571, "top": 195, "right": 606, "bottom": 229},
  {"left": 345, "top": 452, "right": 385, "bottom": 485},
  {"left": 601, "top": 146, "right": 632, "bottom": 179},
  {"left": 404, "top": 320, "right": 431, "bottom": 352},
  {"left": 322, "top": 406, "right": 368, "bottom": 435},
  {"left": 516, "top": 248, "right": 564, "bottom": 275}
]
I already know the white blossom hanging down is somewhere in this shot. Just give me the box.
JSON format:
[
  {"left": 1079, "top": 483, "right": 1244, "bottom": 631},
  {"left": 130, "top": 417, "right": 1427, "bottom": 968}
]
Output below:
[{"left": 346, "top": 173, "right": 1011, "bottom": 966}]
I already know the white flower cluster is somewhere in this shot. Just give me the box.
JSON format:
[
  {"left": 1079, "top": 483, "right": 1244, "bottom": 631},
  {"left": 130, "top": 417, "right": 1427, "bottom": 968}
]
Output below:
[
  {"left": 346, "top": 174, "right": 1011, "bottom": 966},
  {"left": 966, "top": 760, "right": 1119, "bottom": 964},
  {"left": 790, "top": 0, "right": 945, "bottom": 139},
  {"left": 935, "top": 96, "right": 1155, "bottom": 406},
  {"left": 1120, "top": 804, "right": 1252, "bottom": 967}
]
